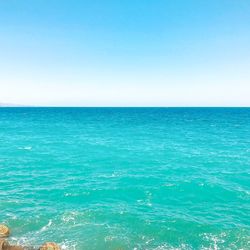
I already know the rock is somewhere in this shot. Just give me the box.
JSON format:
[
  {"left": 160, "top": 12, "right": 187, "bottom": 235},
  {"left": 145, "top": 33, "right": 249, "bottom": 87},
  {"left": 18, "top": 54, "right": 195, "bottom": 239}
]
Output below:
[
  {"left": 0, "top": 238, "right": 9, "bottom": 250},
  {"left": 8, "top": 247, "right": 23, "bottom": 250},
  {"left": 0, "top": 225, "right": 10, "bottom": 238},
  {"left": 6, "top": 246, "right": 23, "bottom": 250},
  {"left": 39, "top": 242, "right": 60, "bottom": 250}
]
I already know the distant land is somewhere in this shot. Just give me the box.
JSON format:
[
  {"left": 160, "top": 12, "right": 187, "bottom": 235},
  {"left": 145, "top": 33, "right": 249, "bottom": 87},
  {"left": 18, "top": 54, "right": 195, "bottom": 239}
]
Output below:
[{"left": 0, "top": 103, "right": 26, "bottom": 107}]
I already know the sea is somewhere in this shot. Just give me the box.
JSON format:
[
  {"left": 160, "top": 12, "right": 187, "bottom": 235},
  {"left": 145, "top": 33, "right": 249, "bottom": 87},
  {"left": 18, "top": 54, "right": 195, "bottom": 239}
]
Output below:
[{"left": 0, "top": 108, "right": 249, "bottom": 250}]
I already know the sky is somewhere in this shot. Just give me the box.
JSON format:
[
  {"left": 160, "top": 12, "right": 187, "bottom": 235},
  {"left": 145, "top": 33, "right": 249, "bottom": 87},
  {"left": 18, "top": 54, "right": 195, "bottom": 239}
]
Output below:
[{"left": 0, "top": 0, "right": 250, "bottom": 106}]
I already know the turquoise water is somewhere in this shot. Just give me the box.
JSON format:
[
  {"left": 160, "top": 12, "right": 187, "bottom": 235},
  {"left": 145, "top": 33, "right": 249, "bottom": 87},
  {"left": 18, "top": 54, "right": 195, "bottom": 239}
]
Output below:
[{"left": 0, "top": 108, "right": 249, "bottom": 250}]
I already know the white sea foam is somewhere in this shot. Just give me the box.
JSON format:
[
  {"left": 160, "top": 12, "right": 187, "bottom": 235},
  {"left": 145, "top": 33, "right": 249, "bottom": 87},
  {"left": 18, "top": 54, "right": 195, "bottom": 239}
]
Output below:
[
  {"left": 18, "top": 146, "right": 32, "bottom": 150},
  {"left": 40, "top": 219, "right": 53, "bottom": 232},
  {"left": 60, "top": 239, "right": 77, "bottom": 250},
  {"left": 163, "top": 183, "right": 175, "bottom": 187},
  {"left": 153, "top": 243, "right": 191, "bottom": 250}
]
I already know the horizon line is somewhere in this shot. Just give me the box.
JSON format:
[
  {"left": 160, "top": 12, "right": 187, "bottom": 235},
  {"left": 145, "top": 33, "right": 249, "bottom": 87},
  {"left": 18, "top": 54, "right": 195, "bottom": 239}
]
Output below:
[{"left": 1, "top": 106, "right": 250, "bottom": 108}]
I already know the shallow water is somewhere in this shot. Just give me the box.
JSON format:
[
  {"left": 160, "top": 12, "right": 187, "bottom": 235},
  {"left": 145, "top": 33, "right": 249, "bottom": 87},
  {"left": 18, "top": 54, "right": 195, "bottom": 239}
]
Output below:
[{"left": 0, "top": 108, "right": 249, "bottom": 249}]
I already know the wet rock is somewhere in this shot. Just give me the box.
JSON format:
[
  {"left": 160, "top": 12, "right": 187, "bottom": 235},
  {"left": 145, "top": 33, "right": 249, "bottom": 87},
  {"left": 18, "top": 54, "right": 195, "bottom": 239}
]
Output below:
[
  {"left": 39, "top": 242, "right": 60, "bottom": 250},
  {"left": 0, "top": 225, "right": 10, "bottom": 238}
]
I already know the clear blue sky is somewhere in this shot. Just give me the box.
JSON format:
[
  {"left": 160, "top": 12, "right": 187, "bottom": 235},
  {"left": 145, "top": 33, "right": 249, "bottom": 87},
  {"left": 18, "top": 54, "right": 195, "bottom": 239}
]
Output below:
[{"left": 0, "top": 0, "right": 249, "bottom": 106}]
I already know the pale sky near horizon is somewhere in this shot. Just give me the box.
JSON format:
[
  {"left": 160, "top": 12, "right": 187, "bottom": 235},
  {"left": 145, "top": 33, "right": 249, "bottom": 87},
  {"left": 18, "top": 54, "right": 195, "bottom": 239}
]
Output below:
[{"left": 0, "top": 0, "right": 250, "bottom": 106}]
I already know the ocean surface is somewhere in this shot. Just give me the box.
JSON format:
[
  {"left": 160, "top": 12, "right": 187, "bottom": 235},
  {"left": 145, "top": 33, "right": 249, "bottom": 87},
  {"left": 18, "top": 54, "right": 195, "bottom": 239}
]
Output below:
[{"left": 0, "top": 108, "right": 249, "bottom": 250}]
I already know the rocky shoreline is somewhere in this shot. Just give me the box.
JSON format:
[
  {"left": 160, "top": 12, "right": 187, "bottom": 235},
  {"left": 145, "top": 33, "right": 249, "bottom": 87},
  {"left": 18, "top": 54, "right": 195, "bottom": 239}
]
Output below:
[{"left": 0, "top": 225, "right": 60, "bottom": 250}]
